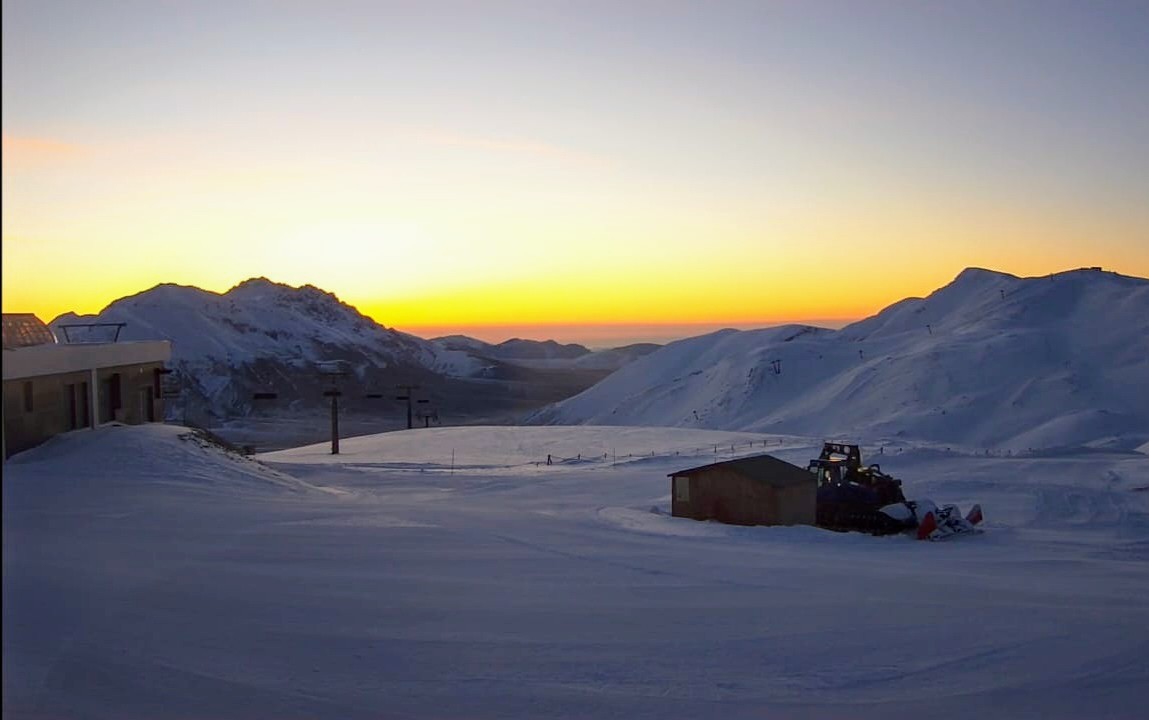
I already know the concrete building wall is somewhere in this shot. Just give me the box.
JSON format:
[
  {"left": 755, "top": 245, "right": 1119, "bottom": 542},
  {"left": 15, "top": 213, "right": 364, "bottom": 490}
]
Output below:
[{"left": 3, "top": 362, "right": 165, "bottom": 458}]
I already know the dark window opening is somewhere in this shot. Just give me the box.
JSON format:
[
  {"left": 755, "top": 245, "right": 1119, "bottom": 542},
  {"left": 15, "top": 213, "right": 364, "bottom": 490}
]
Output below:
[
  {"left": 66, "top": 383, "right": 77, "bottom": 429},
  {"left": 78, "top": 382, "right": 90, "bottom": 428}
]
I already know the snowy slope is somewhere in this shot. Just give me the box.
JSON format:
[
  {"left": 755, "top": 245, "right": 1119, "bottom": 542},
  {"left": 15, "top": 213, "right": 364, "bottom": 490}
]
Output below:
[
  {"left": 571, "top": 342, "right": 662, "bottom": 370},
  {"left": 3, "top": 423, "right": 326, "bottom": 497},
  {"left": 5, "top": 423, "right": 1148, "bottom": 719},
  {"left": 529, "top": 268, "right": 1149, "bottom": 451}
]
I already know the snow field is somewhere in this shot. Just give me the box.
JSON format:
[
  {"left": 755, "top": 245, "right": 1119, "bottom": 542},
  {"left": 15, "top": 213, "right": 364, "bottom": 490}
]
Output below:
[
  {"left": 260, "top": 425, "right": 813, "bottom": 472},
  {"left": 4, "top": 424, "right": 1148, "bottom": 719}
]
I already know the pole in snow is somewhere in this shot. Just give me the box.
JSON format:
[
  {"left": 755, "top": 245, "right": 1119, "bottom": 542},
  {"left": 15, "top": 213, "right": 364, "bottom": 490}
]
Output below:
[
  {"left": 323, "top": 389, "right": 342, "bottom": 454},
  {"left": 317, "top": 361, "right": 348, "bottom": 455}
]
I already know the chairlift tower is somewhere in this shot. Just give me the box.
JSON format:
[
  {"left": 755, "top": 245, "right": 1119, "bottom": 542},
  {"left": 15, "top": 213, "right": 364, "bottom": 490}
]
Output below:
[
  {"left": 395, "top": 383, "right": 429, "bottom": 429},
  {"left": 417, "top": 405, "right": 439, "bottom": 428},
  {"left": 318, "top": 361, "right": 348, "bottom": 454},
  {"left": 250, "top": 359, "right": 390, "bottom": 454}
]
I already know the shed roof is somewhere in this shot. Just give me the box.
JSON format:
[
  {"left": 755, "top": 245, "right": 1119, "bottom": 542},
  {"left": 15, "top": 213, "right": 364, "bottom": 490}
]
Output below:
[{"left": 668, "top": 453, "right": 811, "bottom": 488}]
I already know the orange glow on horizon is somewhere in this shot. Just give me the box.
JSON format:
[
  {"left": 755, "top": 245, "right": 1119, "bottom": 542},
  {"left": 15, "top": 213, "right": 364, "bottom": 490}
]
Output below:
[
  {"left": 6, "top": 251, "right": 1149, "bottom": 343},
  {"left": 354, "top": 285, "right": 886, "bottom": 330},
  {"left": 5, "top": 3, "right": 1149, "bottom": 346}
]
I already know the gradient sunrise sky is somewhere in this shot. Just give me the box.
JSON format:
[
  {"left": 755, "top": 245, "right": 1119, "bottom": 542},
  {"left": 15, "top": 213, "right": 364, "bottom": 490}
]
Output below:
[{"left": 3, "top": 0, "right": 1148, "bottom": 344}]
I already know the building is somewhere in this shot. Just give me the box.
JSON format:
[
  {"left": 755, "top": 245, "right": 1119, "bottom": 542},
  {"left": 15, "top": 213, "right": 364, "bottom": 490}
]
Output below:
[
  {"left": 2, "top": 314, "right": 171, "bottom": 459},
  {"left": 669, "top": 454, "right": 816, "bottom": 526}
]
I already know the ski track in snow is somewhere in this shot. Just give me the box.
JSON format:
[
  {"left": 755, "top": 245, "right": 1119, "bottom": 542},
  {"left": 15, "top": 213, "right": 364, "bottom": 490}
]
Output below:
[{"left": 4, "top": 424, "right": 1149, "bottom": 719}]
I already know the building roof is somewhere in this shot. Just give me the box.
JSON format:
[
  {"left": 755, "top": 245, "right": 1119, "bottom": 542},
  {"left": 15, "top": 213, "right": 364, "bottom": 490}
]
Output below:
[
  {"left": 2, "top": 340, "right": 171, "bottom": 380},
  {"left": 2, "top": 313, "right": 56, "bottom": 349},
  {"left": 669, "top": 453, "right": 812, "bottom": 488}
]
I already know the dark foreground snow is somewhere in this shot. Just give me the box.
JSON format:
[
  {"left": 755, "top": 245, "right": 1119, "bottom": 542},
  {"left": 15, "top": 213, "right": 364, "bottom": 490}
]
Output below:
[{"left": 4, "top": 424, "right": 1148, "bottom": 719}]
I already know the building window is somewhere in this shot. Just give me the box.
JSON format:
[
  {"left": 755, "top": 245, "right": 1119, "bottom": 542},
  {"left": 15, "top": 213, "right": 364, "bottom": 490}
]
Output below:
[
  {"left": 23, "top": 381, "right": 33, "bottom": 412},
  {"left": 109, "top": 373, "right": 122, "bottom": 411},
  {"left": 66, "top": 383, "right": 77, "bottom": 429},
  {"left": 674, "top": 476, "right": 690, "bottom": 502}
]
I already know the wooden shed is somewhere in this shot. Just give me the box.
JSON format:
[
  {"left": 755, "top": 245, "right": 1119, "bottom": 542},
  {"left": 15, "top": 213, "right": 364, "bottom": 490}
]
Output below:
[{"left": 669, "top": 454, "right": 816, "bottom": 526}]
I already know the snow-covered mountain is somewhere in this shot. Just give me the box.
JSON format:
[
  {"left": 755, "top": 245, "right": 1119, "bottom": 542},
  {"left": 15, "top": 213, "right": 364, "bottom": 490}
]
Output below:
[
  {"left": 57, "top": 278, "right": 479, "bottom": 369},
  {"left": 432, "top": 335, "right": 660, "bottom": 371},
  {"left": 50, "top": 279, "right": 501, "bottom": 422},
  {"left": 433, "top": 335, "right": 590, "bottom": 360},
  {"left": 528, "top": 268, "right": 1149, "bottom": 451},
  {"left": 570, "top": 343, "right": 662, "bottom": 371}
]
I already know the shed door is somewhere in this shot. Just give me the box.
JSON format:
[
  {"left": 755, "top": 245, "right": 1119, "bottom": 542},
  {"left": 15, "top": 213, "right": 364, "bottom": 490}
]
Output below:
[{"left": 674, "top": 476, "right": 690, "bottom": 502}]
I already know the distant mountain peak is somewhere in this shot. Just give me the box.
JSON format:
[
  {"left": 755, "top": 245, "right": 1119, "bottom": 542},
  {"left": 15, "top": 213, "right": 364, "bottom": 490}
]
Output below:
[
  {"left": 229, "top": 276, "right": 283, "bottom": 290},
  {"left": 102, "top": 282, "right": 214, "bottom": 313},
  {"left": 953, "top": 267, "right": 1018, "bottom": 282},
  {"left": 226, "top": 277, "right": 301, "bottom": 298}
]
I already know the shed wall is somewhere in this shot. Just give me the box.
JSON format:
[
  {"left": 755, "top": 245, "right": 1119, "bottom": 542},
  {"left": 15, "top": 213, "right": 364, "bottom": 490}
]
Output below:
[
  {"left": 774, "top": 481, "right": 817, "bottom": 525},
  {"left": 671, "top": 467, "right": 815, "bottom": 527},
  {"left": 671, "top": 468, "right": 776, "bottom": 525}
]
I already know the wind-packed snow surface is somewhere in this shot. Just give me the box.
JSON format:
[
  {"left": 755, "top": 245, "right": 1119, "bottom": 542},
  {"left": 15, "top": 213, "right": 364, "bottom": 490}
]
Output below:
[
  {"left": 529, "top": 268, "right": 1149, "bottom": 451},
  {"left": 5, "top": 424, "right": 1148, "bottom": 719}
]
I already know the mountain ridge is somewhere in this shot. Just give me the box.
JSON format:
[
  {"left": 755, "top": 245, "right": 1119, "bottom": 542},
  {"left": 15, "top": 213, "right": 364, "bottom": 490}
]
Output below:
[
  {"left": 527, "top": 267, "right": 1149, "bottom": 451},
  {"left": 47, "top": 277, "right": 647, "bottom": 429}
]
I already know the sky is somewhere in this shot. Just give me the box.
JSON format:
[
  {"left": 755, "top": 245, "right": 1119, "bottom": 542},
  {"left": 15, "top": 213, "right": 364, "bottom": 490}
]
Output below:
[{"left": 3, "top": 0, "right": 1148, "bottom": 344}]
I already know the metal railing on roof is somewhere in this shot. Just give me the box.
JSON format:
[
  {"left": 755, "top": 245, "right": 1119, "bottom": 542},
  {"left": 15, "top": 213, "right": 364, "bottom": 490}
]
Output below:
[{"left": 56, "top": 323, "right": 128, "bottom": 343}]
